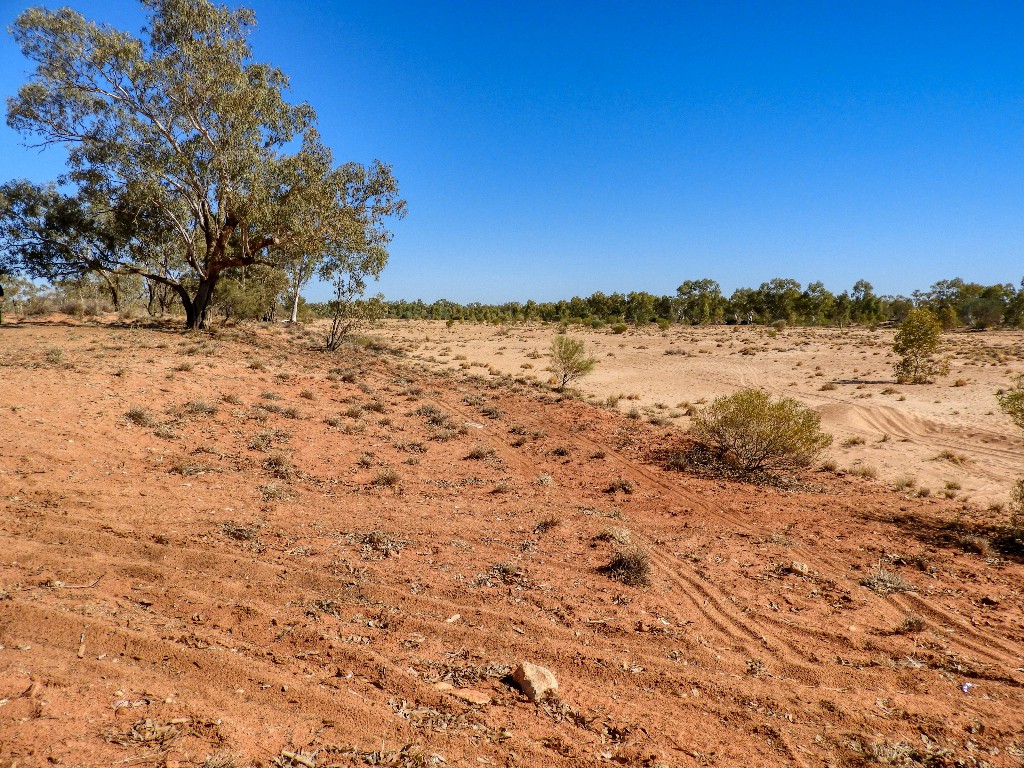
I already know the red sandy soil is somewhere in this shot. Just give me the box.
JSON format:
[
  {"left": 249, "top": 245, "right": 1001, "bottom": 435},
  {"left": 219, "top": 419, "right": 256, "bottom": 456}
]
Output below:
[{"left": 1, "top": 317, "right": 1022, "bottom": 768}]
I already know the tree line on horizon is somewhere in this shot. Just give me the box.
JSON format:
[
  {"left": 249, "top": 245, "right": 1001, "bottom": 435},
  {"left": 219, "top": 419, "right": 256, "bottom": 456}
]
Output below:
[{"left": 374, "top": 276, "right": 1024, "bottom": 330}]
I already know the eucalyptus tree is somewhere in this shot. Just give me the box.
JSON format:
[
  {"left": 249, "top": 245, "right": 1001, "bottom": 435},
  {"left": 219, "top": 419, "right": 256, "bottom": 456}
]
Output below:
[
  {"left": 675, "top": 278, "right": 724, "bottom": 325},
  {"left": 5, "top": 0, "right": 404, "bottom": 329}
]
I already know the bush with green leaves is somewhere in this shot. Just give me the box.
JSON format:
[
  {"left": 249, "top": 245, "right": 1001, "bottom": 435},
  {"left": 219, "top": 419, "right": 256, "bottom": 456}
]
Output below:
[
  {"left": 893, "top": 308, "right": 947, "bottom": 384},
  {"left": 690, "top": 388, "right": 832, "bottom": 473},
  {"left": 999, "top": 376, "right": 1024, "bottom": 525},
  {"left": 998, "top": 375, "right": 1024, "bottom": 431},
  {"left": 548, "top": 335, "right": 596, "bottom": 389}
]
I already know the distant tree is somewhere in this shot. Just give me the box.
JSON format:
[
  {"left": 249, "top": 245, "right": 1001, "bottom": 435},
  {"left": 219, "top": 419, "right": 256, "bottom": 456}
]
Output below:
[
  {"left": 936, "top": 305, "right": 960, "bottom": 330},
  {"left": 884, "top": 295, "right": 914, "bottom": 324},
  {"left": 676, "top": 279, "right": 724, "bottom": 324},
  {"left": 1005, "top": 280, "right": 1024, "bottom": 327},
  {"left": 5, "top": 1, "right": 404, "bottom": 329},
  {"left": 216, "top": 265, "right": 287, "bottom": 322},
  {"left": 798, "top": 281, "right": 836, "bottom": 326},
  {"left": 893, "top": 308, "right": 946, "bottom": 384},
  {"left": 758, "top": 278, "right": 802, "bottom": 324},
  {"left": 624, "top": 291, "right": 658, "bottom": 325},
  {"left": 851, "top": 279, "right": 882, "bottom": 326},
  {"left": 727, "top": 287, "right": 759, "bottom": 324},
  {"left": 832, "top": 292, "right": 852, "bottom": 328},
  {"left": 548, "top": 335, "right": 596, "bottom": 389}
]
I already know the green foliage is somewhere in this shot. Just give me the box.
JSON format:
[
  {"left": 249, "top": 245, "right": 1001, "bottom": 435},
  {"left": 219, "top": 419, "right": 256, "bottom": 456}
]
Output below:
[
  {"left": 893, "top": 308, "right": 946, "bottom": 384},
  {"left": 548, "top": 335, "right": 596, "bottom": 389},
  {"left": 997, "top": 376, "right": 1024, "bottom": 431},
  {"left": 4, "top": 1, "right": 404, "bottom": 329},
  {"left": 215, "top": 265, "right": 288, "bottom": 322},
  {"left": 675, "top": 278, "right": 724, "bottom": 324},
  {"left": 324, "top": 274, "right": 386, "bottom": 352},
  {"left": 690, "top": 388, "right": 833, "bottom": 473},
  {"left": 373, "top": 275, "right": 1024, "bottom": 330}
]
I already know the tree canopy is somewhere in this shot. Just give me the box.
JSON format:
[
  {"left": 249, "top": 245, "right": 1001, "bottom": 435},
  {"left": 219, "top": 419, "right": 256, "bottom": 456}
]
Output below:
[{"left": 3, "top": 0, "right": 405, "bottom": 328}]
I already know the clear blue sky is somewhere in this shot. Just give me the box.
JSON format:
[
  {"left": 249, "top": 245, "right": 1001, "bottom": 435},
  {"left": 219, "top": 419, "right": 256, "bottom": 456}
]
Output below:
[{"left": 2, "top": 1, "right": 1022, "bottom": 303}]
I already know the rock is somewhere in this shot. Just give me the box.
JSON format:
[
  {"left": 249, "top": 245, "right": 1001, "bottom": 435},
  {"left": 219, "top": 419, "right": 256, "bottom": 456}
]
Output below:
[
  {"left": 451, "top": 688, "right": 491, "bottom": 705},
  {"left": 790, "top": 561, "right": 809, "bottom": 576},
  {"left": 512, "top": 661, "right": 557, "bottom": 701},
  {"left": 980, "top": 595, "right": 1000, "bottom": 606}
]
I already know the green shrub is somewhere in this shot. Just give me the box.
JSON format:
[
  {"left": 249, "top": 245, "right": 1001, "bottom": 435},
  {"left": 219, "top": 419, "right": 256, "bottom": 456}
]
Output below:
[
  {"left": 548, "top": 335, "right": 596, "bottom": 389},
  {"left": 893, "top": 308, "right": 947, "bottom": 384},
  {"left": 690, "top": 388, "right": 832, "bottom": 473},
  {"left": 998, "top": 375, "right": 1024, "bottom": 431}
]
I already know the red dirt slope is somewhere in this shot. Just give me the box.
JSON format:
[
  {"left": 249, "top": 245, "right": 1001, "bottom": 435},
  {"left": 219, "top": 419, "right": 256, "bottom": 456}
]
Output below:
[{"left": 1, "top": 319, "right": 1022, "bottom": 767}]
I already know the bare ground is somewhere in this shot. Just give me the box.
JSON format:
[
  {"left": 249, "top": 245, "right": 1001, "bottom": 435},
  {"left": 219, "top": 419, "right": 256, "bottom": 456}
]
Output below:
[
  {"left": 386, "top": 321, "right": 1024, "bottom": 506},
  {"left": 1, "top": 317, "right": 1022, "bottom": 768}
]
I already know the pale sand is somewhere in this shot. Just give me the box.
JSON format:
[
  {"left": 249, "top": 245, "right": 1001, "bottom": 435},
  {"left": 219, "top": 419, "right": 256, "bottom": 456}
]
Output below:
[{"left": 379, "top": 320, "right": 1024, "bottom": 506}]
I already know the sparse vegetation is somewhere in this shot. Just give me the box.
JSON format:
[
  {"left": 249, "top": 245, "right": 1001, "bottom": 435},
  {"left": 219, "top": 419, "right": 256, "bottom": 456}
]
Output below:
[
  {"left": 893, "top": 614, "right": 925, "bottom": 634},
  {"left": 860, "top": 564, "right": 914, "bottom": 595},
  {"left": 605, "top": 477, "right": 634, "bottom": 494},
  {"left": 125, "top": 406, "right": 155, "bottom": 427}
]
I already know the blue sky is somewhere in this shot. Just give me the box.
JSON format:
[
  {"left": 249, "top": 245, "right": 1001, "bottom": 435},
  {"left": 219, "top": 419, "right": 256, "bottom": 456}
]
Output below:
[{"left": 2, "top": 1, "right": 1022, "bottom": 303}]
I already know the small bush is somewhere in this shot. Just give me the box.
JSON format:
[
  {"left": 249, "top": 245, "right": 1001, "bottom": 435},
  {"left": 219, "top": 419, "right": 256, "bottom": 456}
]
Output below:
[
  {"left": 850, "top": 465, "right": 878, "bottom": 479},
  {"left": 372, "top": 468, "right": 401, "bottom": 488},
  {"left": 957, "top": 534, "right": 990, "bottom": 556},
  {"left": 465, "top": 445, "right": 496, "bottom": 460},
  {"left": 998, "top": 375, "right": 1024, "bottom": 431},
  {"left": 126, "top": 406, "right": 155, "bottom": 427},
  {"left": 548, "top": 335, "right": 596, "bottom": 389},
  {"left": 263, "top": 451, "right": 292, "bottom": 478},
  {"left": 605, "top": 477, "right": 634, "bottom": 494},
  {"left": 934, "top": 449, "right": 969, "bottom": 465},
  {"left": 534, "top": 515, "right": 560, "bottom": 534},
  {"left": 599, "top": 548, "right": 651, "bottom": 587},
  {"left": 894, "top": 614, "right": 925, "bottom": 634},
  {"left": 690, "top": 388, "right": 832, "bottom": 473},
  {"left": 861, "top": 565, "right": 914, "bottom": 595}
]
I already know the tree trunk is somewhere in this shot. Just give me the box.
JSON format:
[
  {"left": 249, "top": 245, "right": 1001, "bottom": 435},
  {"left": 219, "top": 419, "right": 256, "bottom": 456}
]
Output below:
[
  {"left": 188, "top": 276, "right": 219, "bottom": 330},
  {"left": 99, "top": 272, "right": 120, "bottom": 312},
  {"left": 290, "top": 288, "right": 300, "bottom": 323}
]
